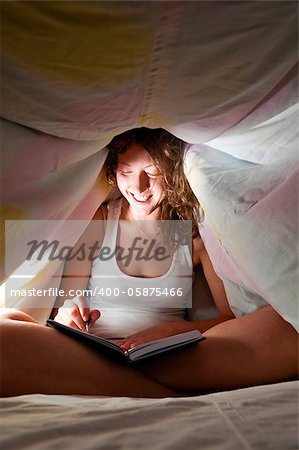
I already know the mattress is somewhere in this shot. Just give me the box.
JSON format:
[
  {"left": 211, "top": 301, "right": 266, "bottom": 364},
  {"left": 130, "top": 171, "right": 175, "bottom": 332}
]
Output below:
[{"left": 0, "top": 381, "right": 297, "bottom": 450}]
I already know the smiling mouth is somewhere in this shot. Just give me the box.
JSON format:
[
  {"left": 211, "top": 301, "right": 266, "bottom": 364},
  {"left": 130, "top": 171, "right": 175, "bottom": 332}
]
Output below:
[{"left": 129, "top": 192, "right": 152, "bottom": 203}]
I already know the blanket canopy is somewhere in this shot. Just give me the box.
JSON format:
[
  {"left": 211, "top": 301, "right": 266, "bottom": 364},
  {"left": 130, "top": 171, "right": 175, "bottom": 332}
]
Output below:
[{"left": 1, "top": 1, "right": 298, "bottom": 329}]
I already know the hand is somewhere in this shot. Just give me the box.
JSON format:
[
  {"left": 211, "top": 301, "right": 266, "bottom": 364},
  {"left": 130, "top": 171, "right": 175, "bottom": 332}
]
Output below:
[
  {"left": 54, "top": 295, "right": 100, "bottom": 331},
  {"left": 116, "top": 322, "right": 184, "bottom": 351}
]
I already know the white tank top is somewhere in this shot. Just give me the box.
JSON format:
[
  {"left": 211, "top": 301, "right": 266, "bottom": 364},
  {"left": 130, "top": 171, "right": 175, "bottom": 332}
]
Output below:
[{"left": 87, "top": 199, "right": 193, "bottom": 339}]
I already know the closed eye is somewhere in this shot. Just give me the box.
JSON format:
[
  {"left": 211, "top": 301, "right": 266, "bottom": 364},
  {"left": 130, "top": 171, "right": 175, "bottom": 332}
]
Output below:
[
  {"left": 119, "top": 171, "right": 132, "bottom": 175},
  {"left": 146, "top": 172, "right": 160, "bottom": 178}
]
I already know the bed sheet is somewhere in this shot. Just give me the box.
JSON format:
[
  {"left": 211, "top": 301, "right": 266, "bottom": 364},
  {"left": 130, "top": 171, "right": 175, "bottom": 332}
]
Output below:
[
  {"left": 0, "top": 381, "right": 298, "bottom": 450},
  {"left": 1, "top": 2, "right": 297, "bottom": 142},
  {"left": 1, "top": 2, "right": 298, "bottom": 328}
]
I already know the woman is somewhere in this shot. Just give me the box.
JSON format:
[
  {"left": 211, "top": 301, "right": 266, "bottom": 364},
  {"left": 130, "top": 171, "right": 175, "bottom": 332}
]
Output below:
[
  {"left": 0, "top": 128, "right": 297, "bottom": 397},
  {"left": 54, "top": 128, "right": 232, "bottom": 346}
]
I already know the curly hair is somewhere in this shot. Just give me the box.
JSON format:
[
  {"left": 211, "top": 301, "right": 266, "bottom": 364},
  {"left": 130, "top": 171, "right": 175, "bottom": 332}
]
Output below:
[{"left": 105, "top": 127, "right": 201, "bottom": 238}]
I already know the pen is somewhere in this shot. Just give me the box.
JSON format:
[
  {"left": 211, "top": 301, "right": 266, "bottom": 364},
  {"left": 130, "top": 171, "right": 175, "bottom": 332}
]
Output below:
[{"left": 84, "top": 291, "right": 92, "bottom": 332}]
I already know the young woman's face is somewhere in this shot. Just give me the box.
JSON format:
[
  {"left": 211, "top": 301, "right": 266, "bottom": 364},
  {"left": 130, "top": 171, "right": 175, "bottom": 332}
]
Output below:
[{"left": 116, "top": 143, "right": 165, "bottom": 219}]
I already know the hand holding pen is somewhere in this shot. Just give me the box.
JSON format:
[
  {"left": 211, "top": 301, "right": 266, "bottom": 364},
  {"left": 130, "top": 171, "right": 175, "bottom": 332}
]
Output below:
[
  {"left": 54, "top": 295, "right": 101, "bottom": 332},
  {"left": 84, "top": 308, "right": 101, "bottom": 332}
]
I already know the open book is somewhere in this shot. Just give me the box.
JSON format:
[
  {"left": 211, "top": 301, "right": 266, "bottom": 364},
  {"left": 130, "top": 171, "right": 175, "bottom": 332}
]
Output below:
[{"left": 46, "top": 319, "right": 206, "bottom": 364}]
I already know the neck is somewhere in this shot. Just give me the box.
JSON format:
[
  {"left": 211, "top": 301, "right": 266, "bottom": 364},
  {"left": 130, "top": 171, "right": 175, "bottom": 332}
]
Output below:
[{"left": 121, "top": 199, "right": 159, "bottom": 221}]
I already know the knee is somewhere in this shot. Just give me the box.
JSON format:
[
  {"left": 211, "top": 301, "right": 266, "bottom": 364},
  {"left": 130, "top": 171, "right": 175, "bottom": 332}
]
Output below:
[{"left": 0, "top": 308, "right": 38, "bottom": 324}]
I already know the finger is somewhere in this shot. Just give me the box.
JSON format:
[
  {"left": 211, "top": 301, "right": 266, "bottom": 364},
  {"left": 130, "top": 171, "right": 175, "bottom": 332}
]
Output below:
[
  {"left": 118, "top": 340, "right": 130, "bottom": 350},
  {"left": 129, "top": 340, "right": 143, "bottom": 349},
  {"left": 116, "top": 330, "right": 144, "bottom": 348},
  {"left": 89, "top": 310, "right": 101, "bottom": 327},
  {"left": 119, "top": 338, "right": 140, "bottom": 350},
  {"left": 70, "top": 305, "right": 87, "bottom": 331},
  {"left": 119, "top": 340, "right": 143, "bottom": 350},
  {"left": 69, "top": 320, "right": 83, "bottom": 331},
  {"left": 74, "top": 295, "right": 90, "bottom": 322}
]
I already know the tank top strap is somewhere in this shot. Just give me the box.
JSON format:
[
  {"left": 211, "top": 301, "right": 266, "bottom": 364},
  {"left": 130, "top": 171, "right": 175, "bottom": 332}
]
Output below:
[
  {"left": 106, "top": 198, "right": 123, "bottom": 220},
  {"left": 102, "top": 198, "right": 123, "bottom": 249}
]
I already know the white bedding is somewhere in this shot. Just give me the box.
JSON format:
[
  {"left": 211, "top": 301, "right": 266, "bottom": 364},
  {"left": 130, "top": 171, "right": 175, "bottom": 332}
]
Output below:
[{"left": 0, "top": 381, "right": 298, "bottom": 450}]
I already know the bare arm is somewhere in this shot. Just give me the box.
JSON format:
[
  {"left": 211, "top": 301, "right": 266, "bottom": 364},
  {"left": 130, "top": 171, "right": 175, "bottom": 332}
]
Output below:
[
  {"left": 58, "top": 206, "right": 107, "bottom": 299},
  {"left": 192, "top": 234, "right": 234, "bottom": 318},
  {"left": 51, "top": 205, "right": 107, "bottom": 327}
]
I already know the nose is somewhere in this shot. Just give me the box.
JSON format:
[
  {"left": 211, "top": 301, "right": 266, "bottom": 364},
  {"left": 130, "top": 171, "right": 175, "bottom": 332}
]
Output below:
[{"left": 133, "top": 171, "right": 150, "bottom": 194}]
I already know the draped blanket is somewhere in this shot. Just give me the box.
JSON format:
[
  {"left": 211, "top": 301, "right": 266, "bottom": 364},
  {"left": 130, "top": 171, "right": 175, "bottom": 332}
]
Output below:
[{"left": 1, "top": 1, "right": 298, "bottom": 329}]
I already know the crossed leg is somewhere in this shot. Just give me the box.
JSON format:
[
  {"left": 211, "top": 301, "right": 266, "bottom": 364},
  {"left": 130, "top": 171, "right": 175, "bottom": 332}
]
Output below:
[
  {"left": 0, "top": 306, "right": 298, "bottom": 397},
  {"left": 0, "top": 309, "right": 177, "bottom": 397},
  {"left": 141, "top": 305, "right": 298, "bottom": 391}
]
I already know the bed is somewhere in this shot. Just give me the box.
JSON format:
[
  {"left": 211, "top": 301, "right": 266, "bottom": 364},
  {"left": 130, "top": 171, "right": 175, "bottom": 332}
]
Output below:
[
  {"left": 1, "top": 381, "right": 298, "bottom": 450},
  {"left": 1, "top": 2, "right": 298, "bottom": 449}
]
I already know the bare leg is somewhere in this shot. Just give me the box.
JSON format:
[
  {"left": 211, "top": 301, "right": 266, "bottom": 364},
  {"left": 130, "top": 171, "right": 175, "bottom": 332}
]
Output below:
[
  {"left": 141, "top": 306, "right": 298, "bottom": 392},
  {"left": 1, "top": 306, "right": 297, "bottom": 397},
  {"left": 0, "top": 309, "right": 177, "bottom": 397}
]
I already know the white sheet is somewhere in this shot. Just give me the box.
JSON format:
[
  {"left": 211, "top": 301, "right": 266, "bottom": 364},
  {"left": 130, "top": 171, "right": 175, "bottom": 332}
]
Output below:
[
  {"left": 0, "top": 381, "right": 297, "bottom": 450},
  {"left": 185, "top": 138, "right": 299, "bottom": 330},
  {"left": 1, "top": 2, "right": 297, "bottom": 141}
]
